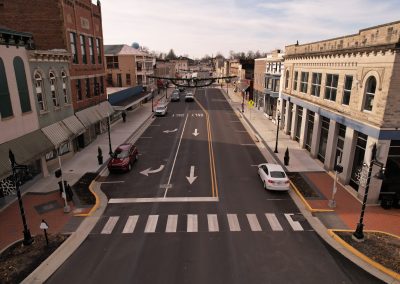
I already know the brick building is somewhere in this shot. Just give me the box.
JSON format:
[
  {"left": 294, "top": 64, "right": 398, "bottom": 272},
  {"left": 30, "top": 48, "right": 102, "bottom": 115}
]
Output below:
[
  {"left": 253, "top": 58, "right": 267, "bottom": 109},
  {"left": 0, "top": 0, "right": 106, "bottom": 112},
  {"left": 280, "top": 21, "right": 400, "bottom": 203}
]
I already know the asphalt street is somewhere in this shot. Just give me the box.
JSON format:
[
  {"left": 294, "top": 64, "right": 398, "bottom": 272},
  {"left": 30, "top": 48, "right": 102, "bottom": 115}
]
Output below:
[{"left": 47, "top": 88, "right": 382, "bottom": 284}]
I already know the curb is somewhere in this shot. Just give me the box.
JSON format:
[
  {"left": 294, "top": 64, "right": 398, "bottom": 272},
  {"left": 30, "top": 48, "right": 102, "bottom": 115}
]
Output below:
[
  {"left": 289, "top": 180, "right": 334, "bottom": 213},
  {"left": 328, "top": 229, "right": 400, "bottom": 282}
]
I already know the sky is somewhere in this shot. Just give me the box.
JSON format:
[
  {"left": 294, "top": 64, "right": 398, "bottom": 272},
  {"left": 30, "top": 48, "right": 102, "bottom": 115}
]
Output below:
[{"left": 98, "top": 0, "right": 400, "bottom": 59}]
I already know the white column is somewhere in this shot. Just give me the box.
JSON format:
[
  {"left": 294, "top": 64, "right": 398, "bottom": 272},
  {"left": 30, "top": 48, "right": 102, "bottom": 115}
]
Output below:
[
  {"left": 283, "top": 100, "right": 291, "bottom": 134},
  {"left": 324, "top": 120, "right": 339, "bottom": 170},
  {"left": 310, "top": 113, "right": 321, "bottom": 158},
  {"left": 338, "top": 127, "right": 357, "bottom": 184},
  {"left": 290, "top": 104, "right": 298, "bottom": 140},
  {"left": 299, "top": 107, "right": 308, "bottom": 149}
]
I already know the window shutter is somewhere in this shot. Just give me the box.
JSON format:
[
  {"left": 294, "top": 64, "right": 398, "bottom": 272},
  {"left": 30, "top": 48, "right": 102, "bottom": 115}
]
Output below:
[{"left": 13, "top": 57, "right": 32, "bottom": 113}]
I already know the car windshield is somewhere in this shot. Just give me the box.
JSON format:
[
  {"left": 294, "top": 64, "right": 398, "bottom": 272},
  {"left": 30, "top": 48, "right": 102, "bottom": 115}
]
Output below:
[
  {"left": 156, "top": 106, "right": 165, "bottom": 111},
  {"left": 114, "top": 149, "right": 129, "bottom": 159},
  {"left": 270, "top": 171, "right": 286, "bottom": 178}
]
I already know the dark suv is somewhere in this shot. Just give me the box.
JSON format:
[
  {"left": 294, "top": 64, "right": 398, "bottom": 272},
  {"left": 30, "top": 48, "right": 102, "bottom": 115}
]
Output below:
[{"left": 108, "top": 143, "right": 138, "bottom": 172}]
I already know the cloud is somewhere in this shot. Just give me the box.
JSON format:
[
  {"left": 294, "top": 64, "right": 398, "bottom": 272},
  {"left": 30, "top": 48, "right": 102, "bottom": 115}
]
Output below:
[{"left": 99, "top": 0, "right": 400, "bottom": 58}]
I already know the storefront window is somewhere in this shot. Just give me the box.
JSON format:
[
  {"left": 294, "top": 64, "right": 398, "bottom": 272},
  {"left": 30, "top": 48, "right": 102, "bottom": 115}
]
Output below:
[
  {"left": 318, "top": 117, "right": 330, "bottom": 162},
  {"left": 295, "top": 106, "right": 303, "bottom": 142},
  {"left": 335, "top": 124, "right": 346, "bottom": 166},
  {"left": 350, "top": 132, "right": 368, "bottom": 190},
  {"left": 305, "top": 111, "right": 314, "bottom": 151}
]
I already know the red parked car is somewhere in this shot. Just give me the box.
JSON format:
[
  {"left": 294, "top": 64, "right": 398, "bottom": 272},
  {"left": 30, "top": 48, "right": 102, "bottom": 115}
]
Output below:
[{"left": 108, "top": 143, "right": 138, "bottom": 172}]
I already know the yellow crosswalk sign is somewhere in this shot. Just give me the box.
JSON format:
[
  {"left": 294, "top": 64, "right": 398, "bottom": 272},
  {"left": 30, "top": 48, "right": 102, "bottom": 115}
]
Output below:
[{"left": 248, "top": 100, "right": 254, "bottom": 108}]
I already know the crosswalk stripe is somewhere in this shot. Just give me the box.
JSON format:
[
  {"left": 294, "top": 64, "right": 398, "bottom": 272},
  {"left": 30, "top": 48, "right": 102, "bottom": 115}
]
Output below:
[
  {"left": 207, "top": 214, "right": 219, "bottom": 232},
  {"left": 284, "top": 214, "right": 304, "bottom": 231},
  {"left": 265, "top": 213, "right": 283, "bottom": 231},
  {"left": 227, "top": 214, "right": 241, "bottom": 231},
  {"left": 166, "top": 215, "right": 178, "bottom": 233},
  {"left": 187, "top": 214, "right": 198, "bottom": 232},
  {"left": 122, "top": 215, "right": 139, "bottom": 234},
  {"left": 101, "top": 216, "right": 119, "bottom": 234},
  {"left": 246, "top": 214, "right": 262, "bottom": 231},
  {"left": 144, "top": 215, "right": 159, "bottom": 233}
]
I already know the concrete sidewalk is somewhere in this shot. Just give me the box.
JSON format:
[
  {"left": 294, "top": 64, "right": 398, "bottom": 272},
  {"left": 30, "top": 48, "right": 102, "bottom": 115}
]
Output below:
[{"left": 221, "top": 85, "right": 400, "bottom": 283}]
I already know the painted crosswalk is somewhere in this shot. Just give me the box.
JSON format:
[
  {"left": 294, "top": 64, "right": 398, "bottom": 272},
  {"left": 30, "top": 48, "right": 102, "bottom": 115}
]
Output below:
[{"left": 95, "top": 213, "right": 310, "bottom": 235}]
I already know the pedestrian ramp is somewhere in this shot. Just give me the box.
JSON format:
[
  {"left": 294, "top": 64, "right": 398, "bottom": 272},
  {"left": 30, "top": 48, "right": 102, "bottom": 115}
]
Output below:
[{"left": 93, "top": 213, "right": 311, "bottom": 235}]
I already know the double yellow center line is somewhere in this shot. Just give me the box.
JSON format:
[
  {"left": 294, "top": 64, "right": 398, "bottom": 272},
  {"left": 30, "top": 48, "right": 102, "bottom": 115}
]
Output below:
[{"left": 195, "top": 94, "right": 218, "bottom": 198}]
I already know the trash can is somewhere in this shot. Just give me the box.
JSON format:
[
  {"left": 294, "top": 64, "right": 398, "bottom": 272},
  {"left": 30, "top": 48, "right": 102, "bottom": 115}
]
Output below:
[{"left": 380, "top": 192, "right": 395, "bottom": 209}]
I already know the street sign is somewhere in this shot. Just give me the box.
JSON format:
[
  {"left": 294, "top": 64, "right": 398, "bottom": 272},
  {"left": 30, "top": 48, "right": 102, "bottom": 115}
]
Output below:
[{"left": 248, "top": 100, "right": 254, "bottom": 108}]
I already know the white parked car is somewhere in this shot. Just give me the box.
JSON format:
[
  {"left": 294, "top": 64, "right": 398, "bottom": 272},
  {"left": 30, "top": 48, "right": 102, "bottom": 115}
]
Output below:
[
  {"left": 185, "top": 92, "right": 194, "bottom": 102},
  {"left": 155, "top": 104, "right": 167, "bottom": 116},
  {"left": 257, "top": 163, "right": 290, "bottom": 191}
]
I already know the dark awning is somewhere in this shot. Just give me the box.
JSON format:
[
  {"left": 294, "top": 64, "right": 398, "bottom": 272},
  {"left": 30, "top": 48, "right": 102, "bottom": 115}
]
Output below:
[{"left": 0, "top": 130, "right": 54, "bottom": 179}]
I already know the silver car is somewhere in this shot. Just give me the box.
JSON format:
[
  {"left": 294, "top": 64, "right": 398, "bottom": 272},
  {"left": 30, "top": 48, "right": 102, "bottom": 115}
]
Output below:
[{"left": 155, "top": 104, "right": 167, "bottom": 116}]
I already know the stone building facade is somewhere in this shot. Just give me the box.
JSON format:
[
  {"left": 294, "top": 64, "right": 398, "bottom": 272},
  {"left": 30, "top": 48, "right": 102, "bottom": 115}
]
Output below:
[{"left": 280, "top": 21, "right": 400, "bottom": 203}]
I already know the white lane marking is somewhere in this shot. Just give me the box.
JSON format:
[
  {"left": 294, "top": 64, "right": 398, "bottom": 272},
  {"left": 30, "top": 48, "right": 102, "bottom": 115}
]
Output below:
[
  {"left": 166, "top": 215, "right": 178, "bottom": 233},
  {"left": 138, "top": 137, "right": 153, "bottom": 139},
  {"left": 164, "top": 114, "right": 189, "bottom": 197},
  {"left": 122, "top": 215, "right": 139, "bottom": 234},
  {"left": 284, "top": 213, "right": 304, "bottom": 231},
  {"left": 186, "top": 166, "right": 197, "bottom": 184},
  {"left": 140, "top": 165, "right": 165, "bottom": 176},
  {"left": 163, "top": 128, "right": 178, "bottom": 133},
  {"left": 265, "top": 213, "right": 283, "bottom": 231},
  {"left": 99, "top": 181, "right": 125, "bottom": 184},
  {"left": 144, "top": 215, "right": 159, "bottom": 233},
  {"left": 207, "top": 214, "right": 219, "bottom": 232},
  {"left": 187, "top": 214, "right": 198, "bottom": 232},
  {"left": 101, "top": 216, "right": 119, "bottom": 234},
  {"left": 227, "top": 214, "right": 241, "bottom": 231},
  {"left": 246, "top": 214, "right": 262, "bottom": 231},
  {"left": 109, "top": 197, "right": 219, "bottom": 203},
  {"left": 240, "top": 144, "right": 256, "bottom": 146},
  {"left": 193, "top": 129, "right": 199, "bottom": 136}
]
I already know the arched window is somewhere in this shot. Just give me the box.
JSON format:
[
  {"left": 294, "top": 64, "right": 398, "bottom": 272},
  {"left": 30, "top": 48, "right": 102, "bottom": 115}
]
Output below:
[
  {"left": 35, "top": 72, "right": 46, "bottom": 111},
  {"left": 13, "top": 56, "right": 31, "bottom": 113},
  {"left": 61, "top": 71, "right": 68, "bottom": 104},
  {"left": 0, "top": 58, "right": 13, "bottom": 118},
  {"left": 49, "top": 71, "right": 59, "bottom": 107},
  {"left": 363, "top": 76, "right": 376, "bottom": 111},
  {"left": 285, "top": 70, "right": 289, "bottom": 89}
]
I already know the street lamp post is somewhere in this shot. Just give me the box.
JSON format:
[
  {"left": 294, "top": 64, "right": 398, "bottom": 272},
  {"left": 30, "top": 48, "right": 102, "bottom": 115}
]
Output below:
[
  {"left": 8, "top": 149, "right": 33, "bottom": 246},
  {"left": 353, "top": 144, "right": 385, "bottom": 241},
  {"left": 151, "top": 95, "right": 154, "bottom": 112},
  {"left": 107, "top": 115, "right": 112, "bottom": 156},
  {"left": 274, "top": 111, "right": 281, "bottom": 153},
  {"left": 165, "top": 85, "right": 168, "bottom": 100}
]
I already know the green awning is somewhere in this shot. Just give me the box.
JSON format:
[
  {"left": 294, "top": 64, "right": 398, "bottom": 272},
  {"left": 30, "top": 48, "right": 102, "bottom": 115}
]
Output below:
[
  {"left": 41, "top": 121, "right": 73, "bottom": 148},
  {"left": 75, "top": 105, "right": 103, "bottom": 127},
  {"left": 0, "top": 130, "right": 54, "bottom": 179}
]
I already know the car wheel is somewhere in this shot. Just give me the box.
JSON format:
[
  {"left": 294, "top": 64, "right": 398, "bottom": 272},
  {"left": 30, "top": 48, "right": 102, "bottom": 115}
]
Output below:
[
  {"left": 128, "top": 163, "right": 132, "bottom": 171},
  {"left": 263, "top": 181, "right": 267, "bottom": 190},
  {"left": 135, "top": 154, "right": 139, "bottom": 161}
]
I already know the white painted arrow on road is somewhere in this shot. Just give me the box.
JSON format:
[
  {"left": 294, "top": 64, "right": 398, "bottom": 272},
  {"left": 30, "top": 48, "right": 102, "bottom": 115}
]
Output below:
[
  {"left": 140, "top": 165, "right": 165, "bottom": 176},
  {"left": 163, "top": 128, "right": 178, "bottom": 133},
  {"left": 192, "top": 129, "right": 199, "bottom": 136},
  {"left": 186, "top": 166, "right": 197, "bottom": 184}
]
